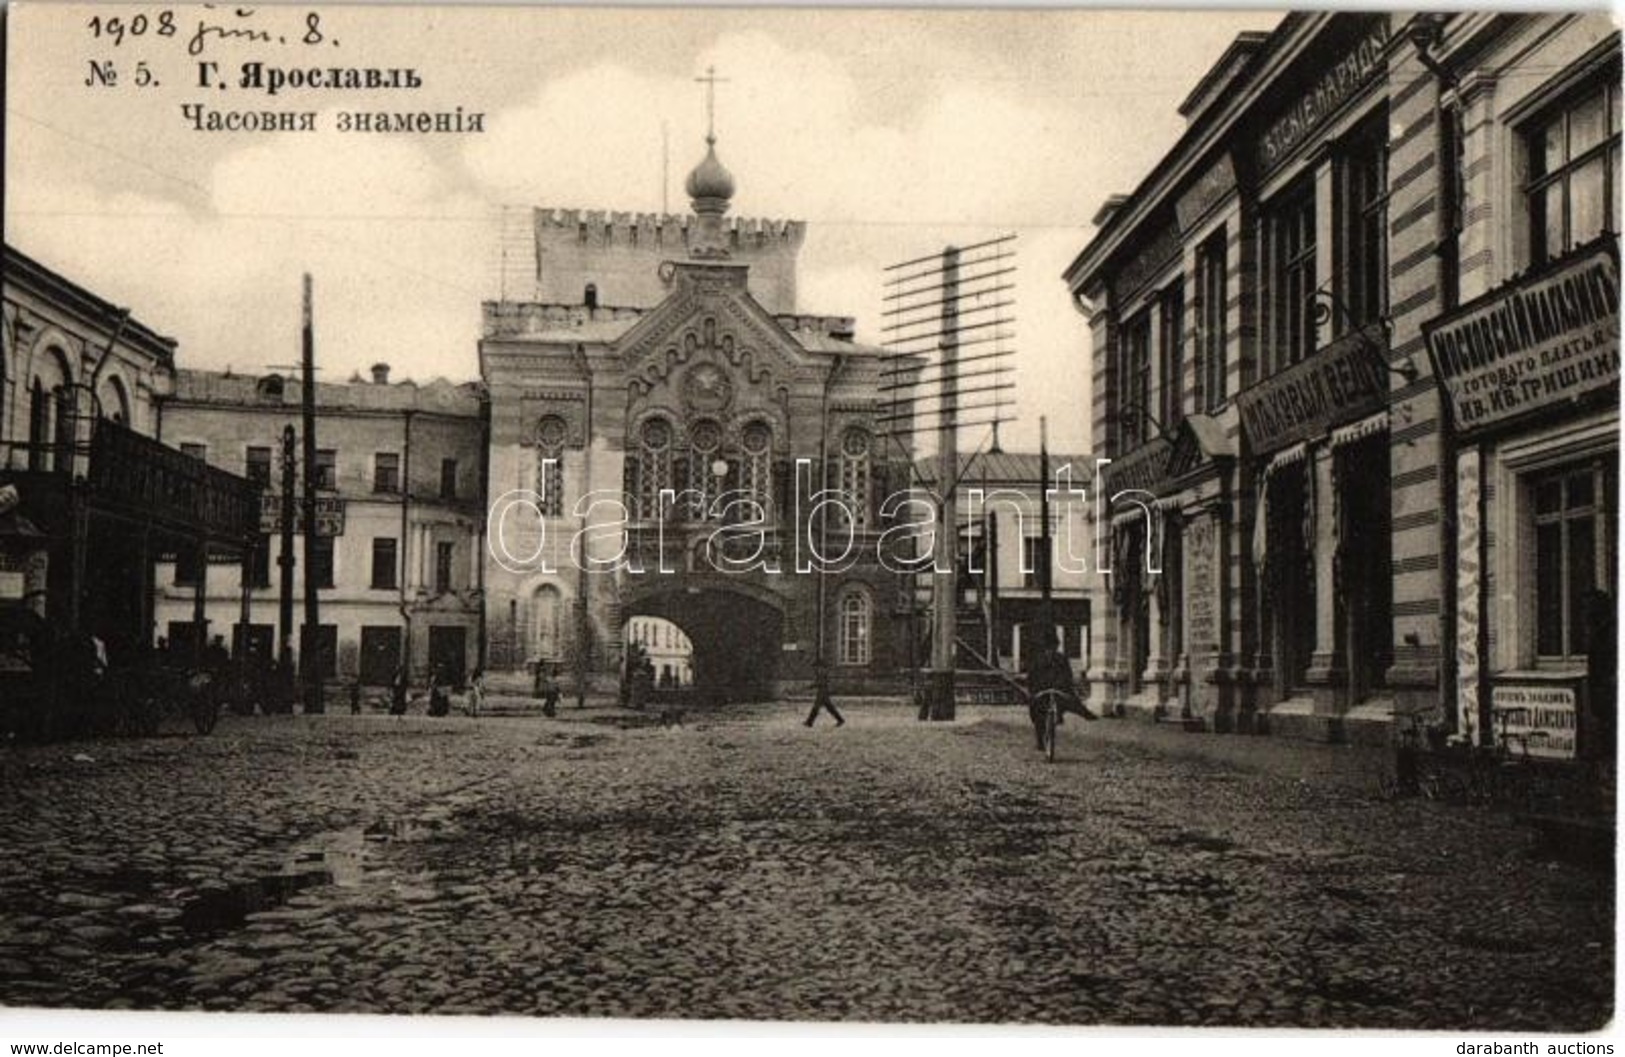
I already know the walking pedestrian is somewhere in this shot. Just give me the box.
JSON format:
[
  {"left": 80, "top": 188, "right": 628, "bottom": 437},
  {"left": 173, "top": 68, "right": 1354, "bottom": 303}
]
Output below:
[
  {"left": 389, "top": 664, "right": 409, "bottom": 717},
  {"left": 804, "top": 664, "right": 844, "bottom": 728},
  {"left": 467, "top": 667, "right": 485, "bottom": 719},
  {"left": 539, "top": 664, "right": 560, "bottom": 718}
]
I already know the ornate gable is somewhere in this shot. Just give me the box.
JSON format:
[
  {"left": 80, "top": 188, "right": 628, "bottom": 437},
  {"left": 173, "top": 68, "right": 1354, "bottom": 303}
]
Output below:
[{"left": 616, "top": 264, "right": 809, "bottom": 400}]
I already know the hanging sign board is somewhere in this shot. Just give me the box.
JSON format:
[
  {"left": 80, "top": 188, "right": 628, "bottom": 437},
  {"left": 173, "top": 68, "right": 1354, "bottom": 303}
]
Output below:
[{"left": 1423, "top": 242, "right": 1619, "bottom": 440}]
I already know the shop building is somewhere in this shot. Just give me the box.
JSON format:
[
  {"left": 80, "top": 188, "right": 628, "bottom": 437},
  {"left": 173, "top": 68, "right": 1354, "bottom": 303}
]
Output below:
[
  {"left": 1064, "top": 12, "right": 1618, "bottom": 746},
  {"left": 1417, "top": 13, "right": 1619, "bottom": 762}
]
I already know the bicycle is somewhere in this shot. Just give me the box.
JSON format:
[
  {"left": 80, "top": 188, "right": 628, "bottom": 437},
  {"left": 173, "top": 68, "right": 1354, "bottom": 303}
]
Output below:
[{"left": 1032, "top": 688, "right": 1087, "bottom": 763}]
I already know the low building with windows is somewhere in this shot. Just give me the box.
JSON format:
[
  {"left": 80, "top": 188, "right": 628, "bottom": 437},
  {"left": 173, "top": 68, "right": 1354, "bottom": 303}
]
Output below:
[
  {"left": 479, "top": 132, "right": 912, "bottom": 700},
  {"left": 151, "top": 364, "right": 486, "bottom": 687},
  {"left": 913, "top": 450, "right": 1104, "bottom": 695},
  {"left": 1064, "top": 12, "right": 1618, "bottom": 751}
]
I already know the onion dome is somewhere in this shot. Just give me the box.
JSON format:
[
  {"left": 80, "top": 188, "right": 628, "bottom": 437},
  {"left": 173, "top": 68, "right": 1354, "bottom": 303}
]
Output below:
[{"left": 685, "top": 137, "right": 735, "bottom": 214}]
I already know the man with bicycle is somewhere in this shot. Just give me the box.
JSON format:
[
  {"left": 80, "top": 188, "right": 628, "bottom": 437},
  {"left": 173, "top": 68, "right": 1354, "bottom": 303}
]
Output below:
[{"left": 1024, "top": 624, "right": 1095, "bottom": 750}]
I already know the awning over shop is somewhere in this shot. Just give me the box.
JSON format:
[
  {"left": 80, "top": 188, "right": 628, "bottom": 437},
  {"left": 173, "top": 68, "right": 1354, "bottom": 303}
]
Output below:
[{"left": 1330, "top": 410, "right": 1389, "bottom": 449}]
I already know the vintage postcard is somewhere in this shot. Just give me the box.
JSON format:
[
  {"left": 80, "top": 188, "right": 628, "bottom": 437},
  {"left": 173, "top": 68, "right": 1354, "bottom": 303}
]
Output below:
[{"left": 1, "top": 1, "right": 1617, "bottom": 1044}]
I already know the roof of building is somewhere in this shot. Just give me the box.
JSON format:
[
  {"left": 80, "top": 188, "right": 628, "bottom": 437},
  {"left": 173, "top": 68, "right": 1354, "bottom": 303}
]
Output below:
[
  {"left": 914, "top": 450, "right": 1096, "bottom": 488},
  {"left": 170, "top": 368, "right": 483, "bottom": 415},
  {"left": 3, "top": 243, "right": 178, "bottom": 368}
]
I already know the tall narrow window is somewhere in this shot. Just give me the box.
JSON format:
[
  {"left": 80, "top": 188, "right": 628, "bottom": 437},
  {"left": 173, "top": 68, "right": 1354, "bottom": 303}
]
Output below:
[
  {"left": 435, "top": 540, "right": 454, "bottom": 594},
  {"left": 313, "top": 449, "right": 337, "bottom": 490},
  {"left": 1528, "top": 78, "right": 1621, "bottom": 266},
  {"left": 633, "top": 417, "right": 673, "bottom": 521},
  {"left": 373, "top": 452, "right": 400, "bottom": 494},
  {"left": 245, "top": 446, "right": 273, "bottom": 490},
  {"left": 686, "top": 419, "right": 724, "bottom": 521},
  {"left": 1194, "top": 232, "right": 1228, "bottom": 411},
  {"left": 839, "top": 427, "right": 873, "bottom": 531},
  {"left": 1117, "top": 312, "right": 1152, "bottom": 450},
  {"left": 1533, "top": 460, "right": 1616, "bottom": 660},
  {"left": 28, "top": 380, "right": 48, "bottom": 471},
  {"left": 1339, "top": 123, "right": 1388, "bottom": 331},
  {"left": 1264, "top": 182, "right": 1317, "bottom": 374},
  {"left": 440, "top": 458, "right": 459, "bottom": 500},
  {"left": 1158, "top": 283, "right": 1185, "bottom": 432},
  {"left": 370, "top": 537, "right": 398, "bottom": 590},
  {"left": 309, "top": 535, "right": 335, "bottom": 589},
  {"left": 741, "top": 421, "right": 773, "bottom": 516},
  {"left": 536, "top": 415, "right": 567, "bottom": 518},
  {"left": 838, "top": 589, "right": 872, "bottom": 666}
]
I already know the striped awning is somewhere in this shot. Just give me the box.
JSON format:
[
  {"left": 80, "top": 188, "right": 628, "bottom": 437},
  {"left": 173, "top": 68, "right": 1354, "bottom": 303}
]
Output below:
[
  {"left": 1262, "top": 441, "right": 1308, "bottom": 480},
  {"left": 1331, "top": 410, "right": 1390, "bottom": 449}
]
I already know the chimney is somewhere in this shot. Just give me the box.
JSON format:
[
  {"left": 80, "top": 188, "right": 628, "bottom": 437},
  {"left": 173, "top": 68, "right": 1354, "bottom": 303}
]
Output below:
[{"left": 370, "top": 362, "right": 391, "bottom": 385}]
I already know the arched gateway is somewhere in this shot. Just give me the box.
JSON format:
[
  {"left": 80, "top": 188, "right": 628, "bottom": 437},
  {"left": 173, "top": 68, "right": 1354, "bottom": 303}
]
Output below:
[
  {"left": 476, "top": 130, "right": 910, "bottom": 697},
  {"left": 622, "top": 579, "right": 785, "bottom": 702}
]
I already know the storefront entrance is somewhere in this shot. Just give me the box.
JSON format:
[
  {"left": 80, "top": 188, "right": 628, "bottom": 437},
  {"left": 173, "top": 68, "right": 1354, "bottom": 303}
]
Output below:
[
  {"left": 1338, "top": 434, "right": 1392, "bottom": 701},
  {"left": 1267, "top": 461, "right": 1315, "bottom": 694}
]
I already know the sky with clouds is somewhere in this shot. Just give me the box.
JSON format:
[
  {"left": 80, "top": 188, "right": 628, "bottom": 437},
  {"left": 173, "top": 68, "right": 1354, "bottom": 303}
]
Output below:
[{"left": 6, "top": 3, "right": 1281, "bottom": 456}]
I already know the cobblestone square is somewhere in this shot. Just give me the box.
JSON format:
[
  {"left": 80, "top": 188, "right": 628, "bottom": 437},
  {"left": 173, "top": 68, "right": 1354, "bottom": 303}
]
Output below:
[{"left": 0, "top": 704, "right": 1611, "bottom": 1028}]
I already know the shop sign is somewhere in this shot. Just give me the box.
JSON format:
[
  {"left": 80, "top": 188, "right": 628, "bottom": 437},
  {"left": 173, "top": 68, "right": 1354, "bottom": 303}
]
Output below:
[
  {"left": 1183, "top": 515, "right": 1220, "bottom": 652},
  {"left": 260, "top": 495, "right": 347, "bottom": 537},
  {"left": 1175, "top": 154, "right": 1237, "bottom": 232},
  {"left": 1111, "top": 224, "right": 1182, "bottom": 305},
  {"left": 1490, "top": 684, "right": 1577, "bottom": 760},
  {"left": 963, "top": 685, "right": 1025, "bottom": 706},
  {"left": 1100, "top": 436, "right": 1172, "bottom": 497},
  {"left": 1423, "top": 243, "right": 1619, "bottom": 439},
  {"left": 1257, "top": 21, "right": 1389, "bottom": 172},
  {"left": 1236, "top": 329, "right": 1388, "bottom": 455}
]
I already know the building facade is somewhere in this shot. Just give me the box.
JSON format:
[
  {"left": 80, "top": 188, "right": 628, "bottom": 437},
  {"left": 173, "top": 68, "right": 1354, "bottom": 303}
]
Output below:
[
  {"left": 152, "top": 366, "right": 486, "bottom": 686},
  {"left": 914, "top": 450, "right": 1104, "bottom": 693},
  {"left": 1065, "top": 13, "right": 1618, "bottom": 750},
  {"left": 478, "top": 136, "right": 912, "bottom": 701},
  {"left": 2, "top": 246, "right": 257, "bottom": 670}
]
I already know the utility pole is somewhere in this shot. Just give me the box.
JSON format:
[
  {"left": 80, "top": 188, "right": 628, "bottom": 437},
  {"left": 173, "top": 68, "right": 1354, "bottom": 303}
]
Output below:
[
  {"left": 879, "top": 233, "right": 1017, "bottom": 724},
  {"left": 300, "top": 274, "right": 323, "bottom": 713},
  {"left": 929, "top": 246, "right": 961, "bottom": 721},
  {"left": 277, "top": 422, "right": 296, "bottom": 712},
  {"left": 1039, "top": 415, "right": 1053, "bottom": 633}
]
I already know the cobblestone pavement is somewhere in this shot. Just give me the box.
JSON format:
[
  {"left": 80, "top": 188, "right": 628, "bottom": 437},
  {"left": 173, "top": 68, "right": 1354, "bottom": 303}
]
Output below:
[{"left": 0, "top": 702, "right": 1612, "bottom": 1028}]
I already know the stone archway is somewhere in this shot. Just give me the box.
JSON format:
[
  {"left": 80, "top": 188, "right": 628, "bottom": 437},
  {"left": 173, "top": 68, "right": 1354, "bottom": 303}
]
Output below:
[{"left": 622, "top": 581, "right": 785, "bottom": 703}]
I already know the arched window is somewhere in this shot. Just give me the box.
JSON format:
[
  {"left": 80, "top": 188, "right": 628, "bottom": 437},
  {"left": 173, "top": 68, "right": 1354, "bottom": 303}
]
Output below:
[
  {"left": 28, "top": 348, "right": 71, "bottom": 472},
  {"left": 533, "top": 585, "right": 563, "bottom": 662},
  {"left": 536, "top": 414, "right": 567, "bottom": 518},
  {"left": 741, "top": 421, "right": 772, "bottom": 510},
  {"left": 632, "top": 417, "right": 673, "bottom": 520},
  {"left": 838, "top": 588, "right": 872, "bottom": 666},
  {"left": 839, "top": 427, "right": 872, "bottom": 531},
  {"left": 98, "top": 374, "right": 130, "bottom": 426},
  {"left": 27, "top": 379, "right": 47, "bottom": 471},
  {"left": 256, "top": 375, "right": 285, "bottom": 404},
  {"left": 685, "top": 418, "right": 724, "bottom": 520}
]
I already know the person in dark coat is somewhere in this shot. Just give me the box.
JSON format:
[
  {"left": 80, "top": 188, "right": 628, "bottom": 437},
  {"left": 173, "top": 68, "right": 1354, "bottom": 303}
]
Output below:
[
  {"left": 804, "top": 663, "right": 845, "bottom": 728},
  {"left": 389, "top": 665, "right": 410, "bottom": 717},
  {"left": 1025, "top": 624, "right": 1095, "bottom": 750}
]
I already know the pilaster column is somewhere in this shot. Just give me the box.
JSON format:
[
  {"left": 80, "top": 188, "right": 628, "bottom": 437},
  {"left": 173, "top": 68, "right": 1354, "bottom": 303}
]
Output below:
[{"left": 1305, "top": 444, "right": 1346, "bottom": 712}]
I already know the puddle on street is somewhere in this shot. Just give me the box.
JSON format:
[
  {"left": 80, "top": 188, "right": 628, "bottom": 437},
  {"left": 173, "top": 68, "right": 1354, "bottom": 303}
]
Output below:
[{"left": 173, "top": 813, "right": 451, "bottom": 937}]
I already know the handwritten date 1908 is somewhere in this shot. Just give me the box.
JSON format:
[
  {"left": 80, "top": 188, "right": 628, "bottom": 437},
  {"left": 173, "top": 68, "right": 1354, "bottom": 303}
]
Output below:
[{"left": 87, "top": 8, "right": 334, "bottom": 56}]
